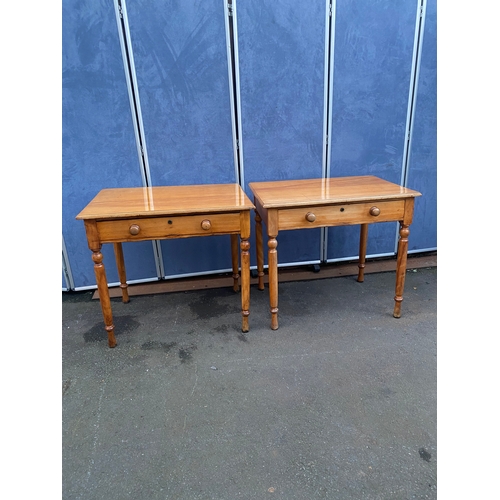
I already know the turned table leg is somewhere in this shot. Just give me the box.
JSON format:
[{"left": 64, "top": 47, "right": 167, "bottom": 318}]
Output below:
[
  {"left": 239, "top": 211, "right": 251, "bottom": 332},
  {"left": 393, "top": 223, "right": 410, "bottom": 318},
  {"left": 231, "top": 234, "right": 240, "bottom": 292},
  {"left": 255, "top": 212, "right": 265, "bottom": 290},
  {"left": 268, "top": 236, "right": 279, "bottom": 330},
  {"left": 113, "top": 242, "right": 129, "bottom": 303},
  {"left": 357, "top": 223, "right": 368, "bottom": 282},
  {"left": 92, "top": 249, "right": 117, "bottom": 348},
  {"left": 240, "top": 237, "right": 250, "bottom": 333}
]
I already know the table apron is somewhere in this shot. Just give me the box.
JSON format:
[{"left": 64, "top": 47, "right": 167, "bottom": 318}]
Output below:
[
  {"left": 277, "top": 200, "right": 406, "bottom": 230},
  {"left": 96, "top": 213, "right": 242, "bottom": 243}
]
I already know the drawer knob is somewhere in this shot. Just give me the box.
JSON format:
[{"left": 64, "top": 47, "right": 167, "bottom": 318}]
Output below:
[
  {"left": 129, "top": 224, "right": 140, "bottom": 235},
  {"left": 201, "top": 219, "right": 211, "bottom": 230},
  {"left": 369, "top": 206, "right": 380, "bottom": 217},
  {"left": 305, "top": 212, "right": 316, "bottom": 222}
]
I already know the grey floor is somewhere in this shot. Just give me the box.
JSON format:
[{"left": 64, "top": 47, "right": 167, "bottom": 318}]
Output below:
[{"left": 62, "top": 265, "right": 437, "bottom": 500}]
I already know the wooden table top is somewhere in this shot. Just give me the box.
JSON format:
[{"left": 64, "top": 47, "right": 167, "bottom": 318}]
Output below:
[
  {"left": 76, "top": 184, "right": 255, "bottom": 220},
  {"left": 249, "top": 176, "right": 421, "bottom": 209}
]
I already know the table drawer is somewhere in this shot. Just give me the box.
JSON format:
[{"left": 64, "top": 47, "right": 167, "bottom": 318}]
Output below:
[
  {"left": 97, "top": 213, "right": 241, "bottom": 243},
  {"left": 278, "top": 200, "right": 406, "bottom": 230}
]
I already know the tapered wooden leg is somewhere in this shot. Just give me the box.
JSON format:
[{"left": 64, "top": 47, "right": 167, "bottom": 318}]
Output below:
[
  {"left": 255, "top": 212, "right": 265, "bottom": 290},
  {"left": 357, "top": 223, "right": 368, "bottom": 282},
  {"left": 240, "top": 238, "right": 250, "bottom": 332},
  {"left": 113, "top": 242, "right": 129, "bottom": 303},
  {"left": 231, "top": 234, "right": 240, "bottom": 292},
  {"left": 92, "top": 250, "right": 117, "bottom": 348},
  {"left": 393, "top": 224, "right": 410, "bottom": 318},
  {"left": 268, "top": 237, "right": 279, "bottom": 330}
]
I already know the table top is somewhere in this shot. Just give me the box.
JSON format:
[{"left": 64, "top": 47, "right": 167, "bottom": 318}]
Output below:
[
  {"left": 76, "top": 184, "right": 255, "bottom": 220},
  {"left": 249, "top": 176, "right": 421, "bottom": 209}
]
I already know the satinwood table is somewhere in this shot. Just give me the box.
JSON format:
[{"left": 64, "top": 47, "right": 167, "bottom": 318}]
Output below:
[
  {"left": 249, "top": 176, "right": 422, "bottom": 330},
  {"left": 76, "top": 184, "right": 254, "bottom": 347}
]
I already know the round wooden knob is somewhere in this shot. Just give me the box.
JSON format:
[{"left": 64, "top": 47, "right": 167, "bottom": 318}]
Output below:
[
  {"left": 305, "top": 212, "right": 316, "bottom": 222},
  {"left": 201, "top": 219, "right": 211, "bottom": 230},
  {"left": 129, "top": 224, "right": 140, "bottom": 235},
  {"left": 369, "top": 206, "right": 380, "bottom": 217}
]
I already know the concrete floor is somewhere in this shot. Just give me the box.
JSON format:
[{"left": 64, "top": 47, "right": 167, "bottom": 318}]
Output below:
[{"left": 62, "top": 265, "right": 437, "bottom": 499}]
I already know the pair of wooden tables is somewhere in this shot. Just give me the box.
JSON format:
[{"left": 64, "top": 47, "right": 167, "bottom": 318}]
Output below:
[{"left": 77, "top": 176, "right": 421, "bottom": 347}]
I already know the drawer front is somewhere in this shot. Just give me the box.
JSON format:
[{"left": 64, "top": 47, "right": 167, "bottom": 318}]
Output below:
[
  {"left": 96, "top": 213, "right": 241, "bottom": 243},
  {"left": 278, "top": 200, "right": 406, "bottom": 230}
]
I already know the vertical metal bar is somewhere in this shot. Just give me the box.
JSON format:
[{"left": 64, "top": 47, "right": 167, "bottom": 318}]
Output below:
[
  {"left": 321, "top": 0, "right": 336, "bottom": 262},
  {"left": 323, "top": 0, "right": 336, "bottom": 180},
  {"left": 113, "top": 0, "right": 163, "bottom": 278},
  {"left": 224, "top": 0, "right": 242, "bottom": 185},
  {"left": 401, "top": 0, "right": 427, "bottom": 187},
  {"left": 62, "top": 235, "right": 75, "bottom": 290},
  {"left": 229, "top": 0, "right": 245, "bottom": 188},
  {"left": 152, "top": 240, "right": 165, "bottom": 279},
  {"left": 113, "top": 0, "right": 151, "bottom": 188},
  {"left": 395, "top": 0, "right": 427, "bottom": 253}
]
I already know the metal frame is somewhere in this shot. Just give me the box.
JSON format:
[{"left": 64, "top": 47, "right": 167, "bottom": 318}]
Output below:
[
  {"left": 321, "top": 0, "right": 337, "bottom": 262},
  {"left": 113, "top": 0, "right": 151, "bottom": 189},
  {"left": 62, "top": 235, "right": 75, "bottom": 291},
  {"left": 73, "top": 277, "right": 160, "bottom": 293},
  {"left": 394, "top": 0, "right": 428, "bottom": 254},
  {"left": 330, "top": 251, "right": 395, "bottom": 264},
  {"left": 322, "top": 0, "right": 336, "bottom": 181},
  {"left": 114, "top": 0, "right": 165, "bottom": 278},
  {"left": 224, "top": 0, "right": 245, "bottom": 187},
  {"left": 231, "top": 0, "right": 245, "bottom": 188},
  {"left": 409, "top": 247, "right": 435, "bottom": 255},
  {"left": 401, "top": 0, "right": 427, "bottom": 188},
  {"left": 154, "top": 265, "right": 238, "bottom": 281}
]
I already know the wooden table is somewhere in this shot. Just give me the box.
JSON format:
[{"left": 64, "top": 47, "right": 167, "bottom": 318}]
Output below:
[
  {"left": 76, "top": 184, "right": 254, "bottom": 347},
  {"left": 249, "top": 176, "right": 422, "bottom": 330}
]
